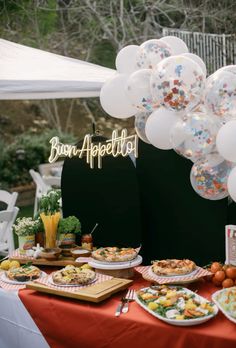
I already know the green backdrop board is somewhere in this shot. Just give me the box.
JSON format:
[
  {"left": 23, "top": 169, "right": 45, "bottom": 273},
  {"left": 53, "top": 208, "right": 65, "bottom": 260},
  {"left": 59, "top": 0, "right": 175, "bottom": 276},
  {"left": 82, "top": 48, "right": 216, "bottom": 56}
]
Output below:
[
  {"left": 61, "top": 138, "right": 142, "bottom": 248},
  {"left": 136, "top": 140, "right": 236, "bottom": 266}
]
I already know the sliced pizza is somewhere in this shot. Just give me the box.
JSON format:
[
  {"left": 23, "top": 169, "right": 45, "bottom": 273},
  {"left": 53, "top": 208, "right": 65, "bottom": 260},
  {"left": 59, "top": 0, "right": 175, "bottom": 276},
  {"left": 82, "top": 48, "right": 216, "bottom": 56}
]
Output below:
[
  {"left": 151, "top": 259, "right": 196, "bottom": 276},
  {"left": 52, "top": 265, "right": 96, "bottom": 285},
  {"left": 92, "top": 247, "right": 137, "bottom": 262},
  {"left": 6, "top": 265, "right": 41, "bottom": 282}
]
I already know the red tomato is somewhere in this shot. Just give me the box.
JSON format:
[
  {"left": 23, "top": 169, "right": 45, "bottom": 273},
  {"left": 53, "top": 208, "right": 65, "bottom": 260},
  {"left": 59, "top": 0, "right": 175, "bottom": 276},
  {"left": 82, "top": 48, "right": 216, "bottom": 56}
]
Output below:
[
  {"left": 210, "top": 262, "right": 222, "bottom": 273},
  {"left": 212, "top": 276, "right": 222, "bottom": 287},
  {"left": 222, "top": 278, "right": 234, "bottom": 288},
  {"left": 214, "top": 270, "right": 226, "bottom": 282},
  {"left": 225, "top": 267, "right": 236, "bottom": 280}
]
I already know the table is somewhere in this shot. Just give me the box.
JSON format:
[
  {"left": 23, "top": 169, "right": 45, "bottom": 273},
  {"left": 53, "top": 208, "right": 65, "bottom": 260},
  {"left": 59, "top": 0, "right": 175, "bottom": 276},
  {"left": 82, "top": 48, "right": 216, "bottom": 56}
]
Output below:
[
  {"left": 18, "top": 273, "right": 236, "bottom": 348},
  {"left": 0, "top": 289, "right": 49, "bottom": 348}
]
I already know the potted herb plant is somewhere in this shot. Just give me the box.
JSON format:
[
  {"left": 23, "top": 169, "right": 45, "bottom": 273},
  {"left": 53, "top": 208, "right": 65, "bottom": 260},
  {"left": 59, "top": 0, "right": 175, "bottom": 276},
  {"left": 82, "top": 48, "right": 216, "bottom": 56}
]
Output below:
[
  {"left": 39, "top": 189, "right": 61, "bottom": 248},
  {"left": 13, "top": 217, "right": 36, "bottom": 252},
  {"left": 58, "top": 216, "right": 81, "bottom": 246}
]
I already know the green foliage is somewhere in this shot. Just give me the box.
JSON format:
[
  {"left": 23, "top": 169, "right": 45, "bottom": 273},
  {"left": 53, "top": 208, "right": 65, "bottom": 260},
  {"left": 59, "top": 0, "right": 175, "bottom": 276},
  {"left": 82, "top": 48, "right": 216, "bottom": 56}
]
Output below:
[
  {"left": 58, "top": 216, "right": 81, "bottom": 234},
  {"left": 0, "top": 130, "right": 76, "bottom": 188},
  {"left": 39, "top": 189, "right": 61, "bottom": 215},
  {"left": 91, "top": 40, "right": 116, "bottom": 69}
]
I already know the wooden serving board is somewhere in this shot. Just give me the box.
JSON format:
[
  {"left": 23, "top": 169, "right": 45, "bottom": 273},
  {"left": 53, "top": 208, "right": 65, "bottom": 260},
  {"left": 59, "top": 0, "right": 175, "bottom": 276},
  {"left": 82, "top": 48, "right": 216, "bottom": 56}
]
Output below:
[
  {"left": 26, "top": 278, "right": 132, "bottom": 302},
  {"left": 9, "top": 255, "right": 83, "bottom": 267}
]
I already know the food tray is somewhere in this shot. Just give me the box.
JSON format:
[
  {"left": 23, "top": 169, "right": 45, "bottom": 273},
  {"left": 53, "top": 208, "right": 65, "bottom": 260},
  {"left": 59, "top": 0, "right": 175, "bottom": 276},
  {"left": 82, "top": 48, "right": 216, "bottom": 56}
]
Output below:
[{"left": 26, "top": 277, "right": 132, "bottom": 303}]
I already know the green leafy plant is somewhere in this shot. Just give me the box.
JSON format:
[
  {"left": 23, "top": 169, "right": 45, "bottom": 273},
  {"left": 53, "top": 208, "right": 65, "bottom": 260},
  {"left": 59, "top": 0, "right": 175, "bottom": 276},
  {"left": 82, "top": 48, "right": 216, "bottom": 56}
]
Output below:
[
  {"left": 39, "top": 189, "right": 61, "bottom": 215},
  {"left": 32, "top": 216, "right": 45, "bottom": 233},
  {"left": 58, "top": 216, "right": 81, "bottom": 235},
  {"left": 13, "top": 217, "right": 37, "bottom": 236}
]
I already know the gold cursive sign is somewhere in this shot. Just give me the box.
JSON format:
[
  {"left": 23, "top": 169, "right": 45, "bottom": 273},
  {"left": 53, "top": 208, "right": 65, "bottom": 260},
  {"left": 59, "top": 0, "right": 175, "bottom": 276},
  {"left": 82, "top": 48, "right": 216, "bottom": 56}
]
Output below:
[{"left": 48, "top": 129, "right": 138, "bottom": 169}]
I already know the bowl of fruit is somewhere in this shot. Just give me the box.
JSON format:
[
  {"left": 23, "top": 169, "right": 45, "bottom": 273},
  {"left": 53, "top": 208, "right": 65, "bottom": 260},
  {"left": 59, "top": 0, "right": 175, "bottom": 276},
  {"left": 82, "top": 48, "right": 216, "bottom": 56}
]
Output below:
[{"left": 209, "top": 262, "right": 236, "bottom": 288}]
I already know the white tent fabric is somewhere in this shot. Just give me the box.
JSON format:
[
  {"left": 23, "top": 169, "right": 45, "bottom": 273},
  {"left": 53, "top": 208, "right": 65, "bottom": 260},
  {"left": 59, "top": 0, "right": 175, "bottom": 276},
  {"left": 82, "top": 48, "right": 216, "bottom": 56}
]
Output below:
[{"left": 0, "top": 39, "right": 116, "bottom": 99}]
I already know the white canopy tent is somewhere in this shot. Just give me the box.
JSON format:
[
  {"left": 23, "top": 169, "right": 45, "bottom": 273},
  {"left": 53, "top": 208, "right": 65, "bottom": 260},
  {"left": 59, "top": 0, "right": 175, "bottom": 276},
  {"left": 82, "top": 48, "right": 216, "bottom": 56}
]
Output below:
[{"left": 0, "top": 39, "right": 116, "bottom": 100}]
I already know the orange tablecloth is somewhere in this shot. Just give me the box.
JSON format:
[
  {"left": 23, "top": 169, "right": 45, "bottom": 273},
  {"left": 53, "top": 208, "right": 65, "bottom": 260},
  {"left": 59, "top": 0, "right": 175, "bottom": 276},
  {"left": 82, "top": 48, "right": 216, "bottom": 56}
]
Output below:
[{"left": 19, "top": 273, "right": 236, "bottom": 348}]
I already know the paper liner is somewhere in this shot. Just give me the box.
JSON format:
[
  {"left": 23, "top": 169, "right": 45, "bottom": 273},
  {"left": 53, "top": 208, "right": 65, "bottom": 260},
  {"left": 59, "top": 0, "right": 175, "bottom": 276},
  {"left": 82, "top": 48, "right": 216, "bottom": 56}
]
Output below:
[
  {"left": 34, "top": 273, "right": 112, "bottom": 293},
  {"left": 0, "top": 271, "right": 25, "bottom": 290},
  {"left": 135, "top": 266, "right": 212, "bottom": 284}
]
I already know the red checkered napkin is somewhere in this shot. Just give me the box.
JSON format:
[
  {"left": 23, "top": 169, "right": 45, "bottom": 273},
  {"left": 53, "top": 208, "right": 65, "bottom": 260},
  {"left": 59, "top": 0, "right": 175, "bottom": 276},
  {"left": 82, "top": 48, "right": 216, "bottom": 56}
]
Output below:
[{"left": 135, "top": 266, "right": 211, "bottom": 284}]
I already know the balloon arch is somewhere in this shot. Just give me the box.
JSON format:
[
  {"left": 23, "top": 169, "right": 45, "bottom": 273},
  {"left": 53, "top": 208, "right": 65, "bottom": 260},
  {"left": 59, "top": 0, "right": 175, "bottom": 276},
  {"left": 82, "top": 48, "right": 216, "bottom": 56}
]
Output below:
[{"left": 99, "top": 36, "right": 236, "bottom": 203}]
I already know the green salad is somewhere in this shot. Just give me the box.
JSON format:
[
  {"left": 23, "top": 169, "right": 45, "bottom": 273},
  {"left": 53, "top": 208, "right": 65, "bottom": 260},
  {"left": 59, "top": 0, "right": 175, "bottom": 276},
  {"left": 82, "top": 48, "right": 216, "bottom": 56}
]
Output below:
[{"left": 137, "top": 285, "right": 215, "bottom": 320}]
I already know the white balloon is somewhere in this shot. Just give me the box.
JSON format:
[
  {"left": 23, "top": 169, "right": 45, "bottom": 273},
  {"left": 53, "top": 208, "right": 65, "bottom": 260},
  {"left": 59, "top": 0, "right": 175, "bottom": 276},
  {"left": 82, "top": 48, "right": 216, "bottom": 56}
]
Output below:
[
  {"left": 136, "top": 39, "right": 172, "bottom": 70},
  {"left": 126, "top": 69, "right": 157, "bottom": 112},
  {"left": 159, "top": 36, "right": 188, "bottom": 55},
  {"left": 181, "top": 53, "right": 207, "bottom": 76},
  {"left": 115, "top": 45, "right": 139, "bottom": 74},
  {"left": 216, "top": 120, "right": 236, "bottom": 162},
  {"left": 145, "top": 108, "right": 178, "bottom": 150},
  {"left": 100, "top": 74, "right": 137, "bottom": 118},
  {"left": 227, "top": 167, "right": 236, "bottom": 202}
]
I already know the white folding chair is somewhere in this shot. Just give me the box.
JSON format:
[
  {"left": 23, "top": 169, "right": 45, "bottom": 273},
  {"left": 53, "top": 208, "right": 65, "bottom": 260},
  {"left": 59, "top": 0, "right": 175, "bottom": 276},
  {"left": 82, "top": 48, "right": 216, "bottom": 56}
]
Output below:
[
  {"left": 0, "top": 207, "right": 19, "bottom": 255},
  {"left": 42, "top": 176, "right": 61, "bottom": 187},
  {"left": 0, "top": 190, "right": 18, "bottom": 211},
  {"left": 29, "top": 169, "right": 51, "bottom": 216}
]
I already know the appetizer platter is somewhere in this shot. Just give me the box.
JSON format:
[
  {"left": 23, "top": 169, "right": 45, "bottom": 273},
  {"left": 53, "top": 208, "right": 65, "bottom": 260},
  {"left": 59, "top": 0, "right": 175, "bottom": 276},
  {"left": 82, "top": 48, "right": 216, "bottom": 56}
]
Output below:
[
  {"left": 9, "top": 248, "right": 84, "bottom": 267},
  {"left": 88, "top": 246, "right": 142, "bottom": 278},
  {"left": 0, "top": 264, "right": 46, "bottom": 285},
  {"left": 151, "top": 259, "right": 197, "bottom": 277},
  {"left": 137, "top": 258, "right": 211, "bottom": 285},
  {"left": 26, "top": 263, "right": 133, "bottom": 302},
  {"left": 212, "top": 287, "right": 236, "bottom": 324},
  {"left": 136, "top": 285, "right": 218, "bottom": 326}
]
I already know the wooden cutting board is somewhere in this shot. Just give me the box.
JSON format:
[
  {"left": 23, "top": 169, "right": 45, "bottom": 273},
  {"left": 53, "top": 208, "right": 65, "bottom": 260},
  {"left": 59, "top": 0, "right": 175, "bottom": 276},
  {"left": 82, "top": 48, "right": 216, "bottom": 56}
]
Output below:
[
  {"left": 26, "top": 277, "right": 133, "bottom": 302},
  {"left": 9, "top": 255, "right": 83, "bottom": 267}
]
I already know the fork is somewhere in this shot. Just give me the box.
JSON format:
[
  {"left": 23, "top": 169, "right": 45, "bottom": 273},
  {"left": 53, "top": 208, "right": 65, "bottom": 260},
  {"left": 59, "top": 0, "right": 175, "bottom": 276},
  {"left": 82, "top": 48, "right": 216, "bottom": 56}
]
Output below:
[{"left": 121, "top": 289, "right": 136, "bottom": 314}]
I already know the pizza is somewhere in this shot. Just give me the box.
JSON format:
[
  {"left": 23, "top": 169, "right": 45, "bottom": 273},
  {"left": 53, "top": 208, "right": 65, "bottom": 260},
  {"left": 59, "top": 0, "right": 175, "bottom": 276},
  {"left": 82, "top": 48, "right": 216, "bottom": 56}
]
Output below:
[
  {"left": 6, "top": 265, "right": 41, "bottom": 282},
  {"left": 151, "top": 259, "right": 196, "bottom": 276},
  {"left": 52, "top": 265, "right": 96, "bottom": 285},
  {"left": 92, "top": 247, "right": 137, "bottom": 262}
]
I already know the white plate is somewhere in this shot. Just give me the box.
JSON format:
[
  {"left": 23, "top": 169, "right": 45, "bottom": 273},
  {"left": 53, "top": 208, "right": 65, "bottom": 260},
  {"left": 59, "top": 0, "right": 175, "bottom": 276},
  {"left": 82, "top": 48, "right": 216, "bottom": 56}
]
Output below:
[
  {"left": 88, "top": 255, "right": 142, "bottom": 270},
  {"left": 0, "top": 271, "right": 47, "bottom": 285},
  {"left": 48, "top": 274, "right": 97, "bottom": 287},
  {"left": 135, "top": 286, "right": 218, "bottom": 326},
  {"left": 212, "top": 287, "right": 236, "bottom": 324}
]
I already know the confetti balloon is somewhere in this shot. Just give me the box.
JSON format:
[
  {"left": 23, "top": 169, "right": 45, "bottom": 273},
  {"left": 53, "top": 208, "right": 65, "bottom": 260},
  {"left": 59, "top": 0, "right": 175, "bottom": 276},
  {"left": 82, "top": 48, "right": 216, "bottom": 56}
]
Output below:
[
  {"left": 151, "top": 56, "right": 205, "bottom": 112},
  {"left": 171, "top": 112, "right": 218, "bottom": 162},
  {"left": 126, "top": 69, "right": 158, "bottom": 112},
  {"left": 204, "top": 69, "right": 236, "bottom": 122},
  {"left": 134, "top": 112, "right": 151, "bottom": 144},
  {"left": 136, "top": 39, "right": 172, "bottom": 70},
  {"left": 181, "top": 53, "right": 207, "bottom": 76},
  {"left": 190, "top": 153, "right": 233, "bottom": 200}
]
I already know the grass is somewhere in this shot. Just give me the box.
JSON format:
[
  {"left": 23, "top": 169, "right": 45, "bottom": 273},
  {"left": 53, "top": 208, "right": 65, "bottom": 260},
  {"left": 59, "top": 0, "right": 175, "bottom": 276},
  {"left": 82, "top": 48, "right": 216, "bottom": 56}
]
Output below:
[{"left": 18, "top": 205, "right": 34, "bottom": 218}]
